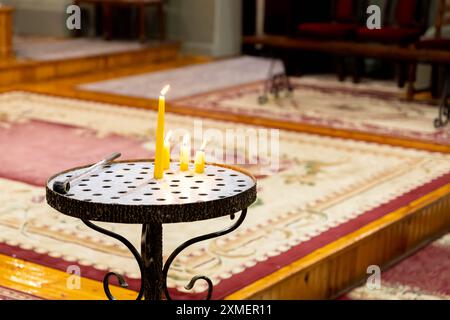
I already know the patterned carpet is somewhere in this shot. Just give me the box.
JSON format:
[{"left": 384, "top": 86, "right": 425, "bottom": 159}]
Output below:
[
  {"left": 0, "top": 92, "right": 449, "bottom": 299},
  {"left": 344, "top": 233, "right": 450, "bottom": 300},
  {"left": 174, "top": 77, "right": 449, "bottom": 146},
  {"left": 78, "top": 56, "right": 448, "bottom": 146},
  {"left": 14, "top": 36, "right": 155, "bottom": 61}
]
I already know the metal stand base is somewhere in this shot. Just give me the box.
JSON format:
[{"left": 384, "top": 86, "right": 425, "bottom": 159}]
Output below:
[
  {"left": 258, "top": 59, "right": 293, "bottom": 105},
  {"left": 141, "top": 223, "right": 163, "bottom": 300},
  {"left": 82, "top": 209, "right": 247, "bottom": 300}
]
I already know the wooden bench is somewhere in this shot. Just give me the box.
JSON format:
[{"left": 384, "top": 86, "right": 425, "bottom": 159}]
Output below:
[
  {"left": 244, "top": 35, "right": 450, "bottom": 65},
  {"left": 244, "top": 34, "right": 450, "bottom": 99}
]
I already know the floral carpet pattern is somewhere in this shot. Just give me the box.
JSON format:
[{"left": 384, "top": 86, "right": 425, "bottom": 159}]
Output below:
[
  {"left": 344, "top": 233, "right": 450, "bottom": 300},
  {"left": 174, "top": 77, "right": 450, "bottom": 146},
  {"left": 78, "top": 55, "right": 448, "bottom": 145},
  {"left": 0, "top": 92, "right": 449, "bottom": 299}
]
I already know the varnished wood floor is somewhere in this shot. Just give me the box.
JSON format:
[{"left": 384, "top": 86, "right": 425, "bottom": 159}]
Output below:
[
  {"left": 0, "top": 53, "right": 449, "bottom": 300},
  {"left": 0, "top": 253, "right": 136, "bottom": 300},
  {"left": 0, "top": 55, "right": 212, "bottom": 300}
]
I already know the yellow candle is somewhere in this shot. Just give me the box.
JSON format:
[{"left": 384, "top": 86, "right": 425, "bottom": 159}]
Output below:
[
  {"left": 180, "top": 134, "right": 190, "bottom": 171},
  {"left": 194, "top": 139, "right": 208, "bottom": 174},
  {"left": 194, "top": 150, "right": 205, "bottom": 173},
  {"left": 154, "top": 85, "right": 170, "bottom": 179}
]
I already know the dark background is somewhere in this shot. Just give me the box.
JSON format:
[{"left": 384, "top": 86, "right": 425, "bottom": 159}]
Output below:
[{"left": 242, "top": 0, "right": 335, "bottom": 36}]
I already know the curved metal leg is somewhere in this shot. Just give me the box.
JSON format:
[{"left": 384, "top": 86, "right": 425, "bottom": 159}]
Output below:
[
  {"left": 435, "top": 68, "right": 450, "bottom": 128},
  {"left": 434, "top": 96, "right": 450, "bottom": 128},
  {"left": 434, "top": 99, "right": 450, "bottom": 128},
  {"left": 162, "top": 209, "right": 247, "bottom": 300},
  {"left": 82, "top": 220, "right": 145, "bottom": 300}
]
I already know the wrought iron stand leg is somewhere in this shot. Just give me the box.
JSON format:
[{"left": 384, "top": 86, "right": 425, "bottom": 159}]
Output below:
[
  {"left": 141, "top": 223, "right": 163, "bottom": 300},
  {"left": 82, "top": 220, "right": 144, "bottom": 300},
  {"left": 163, "top": 209, "right": 247, "bottom": 300},
  {"left": 434, "top": 67, "right": 450, "bottom": 128}
]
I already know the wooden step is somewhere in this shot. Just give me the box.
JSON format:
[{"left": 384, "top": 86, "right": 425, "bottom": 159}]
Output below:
[{"left": 0, "top": 41, "right": 180, "bottom": 87}]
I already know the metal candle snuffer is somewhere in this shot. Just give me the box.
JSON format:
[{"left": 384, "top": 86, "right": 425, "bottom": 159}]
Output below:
[
  {"left": 45, "top": 86, "right": 257, "bottom": 300},
  {"left": 52, "top": 152, "right": 121, "bottom": 194}
]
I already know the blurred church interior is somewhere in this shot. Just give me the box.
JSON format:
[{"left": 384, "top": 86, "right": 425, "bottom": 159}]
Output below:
[{"left": 0, "top": 0, "right": 448, "bottom": 300}]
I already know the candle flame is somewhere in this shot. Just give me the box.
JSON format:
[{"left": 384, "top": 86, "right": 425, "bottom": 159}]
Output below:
[
  {"left": 160, "top": 84, "right": 170, "bottom": 96},
  {"left": 183, "top": 134, "right": 190, "bottom": 146},
  {"left": 200, "top": 139, "right": 208, "bottom": 151},
  {"left": 164, "top": 130, "right": 172, "bottom": 143}
]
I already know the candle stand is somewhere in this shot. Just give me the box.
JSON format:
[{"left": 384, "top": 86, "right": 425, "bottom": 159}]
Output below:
[{"left": 46, "top": 160, "right": 257, "bottom": 300}]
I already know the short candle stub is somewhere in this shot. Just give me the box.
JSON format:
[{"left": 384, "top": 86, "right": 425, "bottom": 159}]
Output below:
[
  {"left": 53, "top": 181, "right": 70, "bottom": 194},
  {"left": 180, "top": 134, "right": 190, "bottom": 172},
  {"left": 194, "top": 151, "right": 205, "bottom": 174}
]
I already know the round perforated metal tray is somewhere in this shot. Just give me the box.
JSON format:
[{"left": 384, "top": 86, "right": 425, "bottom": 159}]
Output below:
[{"left": 46, "top": 160, "right": 257, "bottom": 224}]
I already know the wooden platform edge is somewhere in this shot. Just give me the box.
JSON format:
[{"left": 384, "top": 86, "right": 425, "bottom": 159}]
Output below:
[
  {"left": 225, "top": 182, "right": 450, "bottom": 300},
  {"left": 0, "top": 252, "right": 137, "bottom": 300},
  {"left": 0, "top": 42, "right": 180, "bottom": 87}
]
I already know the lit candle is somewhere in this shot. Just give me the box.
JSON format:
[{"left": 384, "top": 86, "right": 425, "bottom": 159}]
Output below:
[
  {"left": 154, "top": 84, "right": 170, "bottom": 179},
  {"left": 163, "top": 131, "right": 172, "bottom": 170},
  {"left": 194, "top": 139, "right": 208, "bottom": 174},
  {"left": 180, "top": 134, "right": 190, "bottom": 171}
]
